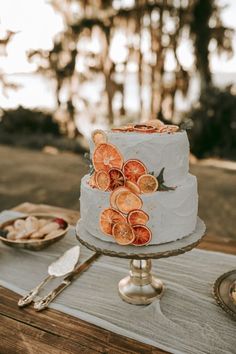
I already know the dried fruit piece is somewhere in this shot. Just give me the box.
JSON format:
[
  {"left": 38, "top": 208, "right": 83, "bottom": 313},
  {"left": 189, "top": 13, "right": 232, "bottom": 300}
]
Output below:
[
  {"left": 100, "top": 208, "right": 126, "bottom": 236},
  {"left": 115, "top": 190, "right": 142, "bottom": 214},
  {"left": 125, "top": 180, "right": 141, "bottom": 194},
  {"left": 112, "top": 222, "right": 135, "bottom": 245},
  {"left": 166, "top": 125, "right": 179, "bottom": 133},
  {"left": 112, "top": 125, "right": 134, "bottom": 132},
  {"left": 108, "top": 168, "right": 125, "bottom": 190},
  {"left": 123, "top": 159, "right": 147, "bottom": 183},
  {"left": 93, "top": 143, "right": 123, "bottom": 172},
  {"left": 53, "top": 218, "right": 67, "bottom": 229},
  {"left": 110, "top": 187, "right": 129, "bottom": 209},
  {"left": 95, "top": 170, "right": 110, "bottom": 191},
  {"left": 137, "top": 174, "right": 158, "bottom": 193},
  {"left": 144, "top": 119, "right": 164, "bottom": 128},
  {"left": 132, "top": 225, "right": 152, "bottom": 246},
  {"left": 88, "top": 173, "right": 97, "bottom": 188},
  {"left": 92, "top": 129, "right": 107, "bottom": 145},
  {"left": 127, "top": 209, "right": 149, "bottom": 226},
  {"left": 133, "top": 124, "right": 156, "bottom": 133}
]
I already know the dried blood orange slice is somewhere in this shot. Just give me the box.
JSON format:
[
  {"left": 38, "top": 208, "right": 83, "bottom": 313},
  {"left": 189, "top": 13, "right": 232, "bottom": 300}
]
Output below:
[
  {"left": 127, "top": 209, "right": 149, "bottom": 226},
  {"left": 133, "top": 124, "right": 156, "bottom": 133},
  {"left": 93, "top": 143, "right": 123, "bottom": 172},
  {"left": 88, "top": 173, "right": 97, "bottom": 188},
  {"left": 123, "top": 159, "right": 147, "bottom": 183},
  {"left": 132, "top": 225, "right": 152, "bottom": 246},
  {"left": 91, "top": 129, "right": 107, "bottom": 145},
  {"left": 108, "top": 168, "right": 125, "bottom": 191},
  {"left": 95, "top": 170, "right": 110, "bottom": 191},
  {"left": 112, "top": 222, "right": 135, "bottom": 245},
  {"left": 137, "top": 174, "right": 158, "bottom": 193},
  {"left": 100, "top": 208, "right": 126, "bottom": 236},
  {"left": 125, "top": 180, "right": 141, "bottom": 194},
  {"left": 115, "top": 190, "right": 142, "bottom": 214},
  {"left": 110, "top": 187, "right": 129, "bottom": 209}
]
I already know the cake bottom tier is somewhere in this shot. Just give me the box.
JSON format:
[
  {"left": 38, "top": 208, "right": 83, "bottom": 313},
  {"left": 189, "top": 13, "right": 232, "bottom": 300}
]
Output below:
[{"left": 80, "top": 174, "right": 198, "bottom": 246}]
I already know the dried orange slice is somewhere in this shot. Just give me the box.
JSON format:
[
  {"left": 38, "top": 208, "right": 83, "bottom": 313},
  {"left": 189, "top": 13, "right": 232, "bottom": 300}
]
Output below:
[
  {"left": 127, "top": 209, "right": 149, "bottom": 226},
  {"left": 123, "top": 159, "right": 147, "bottom": 183},
  {"left": 88, "top": 173, "right": 97, "bottom": 188},
  {"left": 110, "top": 187, "right": 129, "bottom": 209},
  {"left": 95, "top": 170, "right": 110, "bottom": 191},
  {"left": 91, "top": 129, "right": 108, "bottom": 145},
  {"left": 108, "top": 168, "right": 125, "bottom": 191},
  {"left": 100, "top": 208, "right": 126, "bottom": 236},
  {"left": 115, "top": 190, "right": 142, "bottom": 214},
  {"left": 133, "top": 124, "right": 156, "bottom": 133},
  {"left": 112, "top": 222, "right": 135, "bottom": 245},
  {"left": 93, "top": 143, "right": 123, "bottom": 172},
  {"left": 112, "top": 125, "right": 134, "bottom": 132},
  {"left": 132, "top": 225, "right": 152, "bottom": 246},
  {"left": 137, "top": 174, "right": 158, "bottom": 193},
  {"left": 166, "top": 125, "right": 179, "bottom": 133},
  {"left": 125, "top": 180, "right": 141, "bottom": 194},
  {"left": 144, "top": 119, "right": 164, "bottom": 128}
]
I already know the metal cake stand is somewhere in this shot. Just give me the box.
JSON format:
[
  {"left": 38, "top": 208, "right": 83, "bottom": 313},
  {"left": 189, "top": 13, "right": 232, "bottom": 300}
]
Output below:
[{"left": 76, "top": 217, "right": 206, "bottom": 305}]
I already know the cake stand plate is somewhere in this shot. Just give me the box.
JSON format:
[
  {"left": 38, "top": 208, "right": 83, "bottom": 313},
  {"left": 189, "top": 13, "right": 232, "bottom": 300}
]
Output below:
[{"left": 76, "top": 217, "right": 206, "bottom": 305}]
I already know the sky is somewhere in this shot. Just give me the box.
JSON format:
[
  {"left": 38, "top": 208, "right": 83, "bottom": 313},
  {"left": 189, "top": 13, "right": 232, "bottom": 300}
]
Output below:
[{"left": 0, "top": 0, "right": 235, "bottom": 74}]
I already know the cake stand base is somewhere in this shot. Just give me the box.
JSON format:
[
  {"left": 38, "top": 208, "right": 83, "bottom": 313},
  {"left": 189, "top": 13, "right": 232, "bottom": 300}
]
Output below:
[
  {"left": 76, "top": 217, "right": 206, "bottom": 305},
  {"left": 118, "top": 259, "right": 164, "bottom": 305}
]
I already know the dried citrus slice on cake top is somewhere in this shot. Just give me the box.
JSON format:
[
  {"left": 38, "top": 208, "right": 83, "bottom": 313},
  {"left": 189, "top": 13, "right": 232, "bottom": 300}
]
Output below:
[
  {"left": 132, "top": 225, "right": 152, "bottom": 246},
  {"left": 127, "top": 209, "right": 149, "bottom": 225},
  {"left": 112, "top": 222, "right": 135, "bottom": 245},
  {"left": 93, "top": 143, "right": 123, "bottom": 172},
  {"left": 112, "top": 125, "right": 134, "bottom": 132},
  {"left": 144, "top": 119, "right": 164, "bottom": 128},
  {"left": 125, "top": 180, "right": 141, "bottom": 194},
  {"left": 95, "top": 170, "right": 110, "bottom": 191},
  {"left": 91, "top": 129, "right": 108, "bottom": 145},
  {"left": 123, "top": 159, "right": 147, "bottom": 183},
  {"left": 133, "top": 124, "right": 156, "bottom": 133},
  {"left": 108, "top": 168, "right": 125, "bottom": 190},
  {"left": 100, "top": 208, "right": 126, "bottom": 236},
  {"left": 110, "top": 187, "right": 129, "bottom": 209},
  {"left": 115, "top": 190, "right": 142, "bottom": 214},
  {"left": 137, "top": 174, "right": 158, "bottom": 193}
]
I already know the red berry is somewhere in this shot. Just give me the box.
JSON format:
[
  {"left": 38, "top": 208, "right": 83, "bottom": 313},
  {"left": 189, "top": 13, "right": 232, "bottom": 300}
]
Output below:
[{"left": 53, "top": 218, "right": 67, "bottom": 229}]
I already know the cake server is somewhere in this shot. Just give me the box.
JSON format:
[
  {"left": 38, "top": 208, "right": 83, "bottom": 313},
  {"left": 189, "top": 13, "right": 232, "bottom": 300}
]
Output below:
[
  {"left": 34, "top": 252, "right": 100, "bottom": 311},
  {"left": 18, "top": 245, "right": 80, "bottom": 307}
]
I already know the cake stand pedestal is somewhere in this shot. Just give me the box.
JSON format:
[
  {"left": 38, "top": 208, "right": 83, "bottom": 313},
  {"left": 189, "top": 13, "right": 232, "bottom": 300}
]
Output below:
[{"left": 76, "top": 217, "right": 206, "bottom": 305}]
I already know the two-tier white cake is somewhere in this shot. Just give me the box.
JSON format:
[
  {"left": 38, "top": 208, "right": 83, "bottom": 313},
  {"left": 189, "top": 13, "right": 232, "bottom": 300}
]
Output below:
[{"left": 79, "top": 122, "right": 198, "bottom": 246}]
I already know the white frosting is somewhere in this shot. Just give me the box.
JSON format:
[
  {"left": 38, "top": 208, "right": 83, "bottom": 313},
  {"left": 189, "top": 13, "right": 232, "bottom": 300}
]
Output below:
[
  {"left": 89, "top": 131, "right": 190, "bottom": 185},
  {"left": 80, "top": 174, "right": 198, "bottom": 245}
]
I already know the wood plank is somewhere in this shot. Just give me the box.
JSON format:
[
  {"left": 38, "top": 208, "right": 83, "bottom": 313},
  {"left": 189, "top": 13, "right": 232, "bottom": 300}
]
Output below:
[
  {"left": 0, "top": 313, "right": 98, "bottom": 354},
  {"left": 0, "top": 287, "right": 165, "bottom": 354}
]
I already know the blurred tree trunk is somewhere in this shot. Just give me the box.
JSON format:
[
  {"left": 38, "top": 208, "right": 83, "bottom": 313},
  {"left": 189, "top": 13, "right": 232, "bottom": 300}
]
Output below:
[{"left": 192, "top": 0, "right": 213, "bottom": 91}]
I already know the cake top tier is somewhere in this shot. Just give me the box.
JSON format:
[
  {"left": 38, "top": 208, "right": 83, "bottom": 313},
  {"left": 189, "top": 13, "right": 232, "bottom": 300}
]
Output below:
[{"left": 89, "top": 121, "right": 190, "bottom": 186}]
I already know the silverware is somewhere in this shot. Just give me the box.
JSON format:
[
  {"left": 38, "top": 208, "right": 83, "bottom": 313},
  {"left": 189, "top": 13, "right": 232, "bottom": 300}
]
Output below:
[
  {"left": 18, "top": 246, "right": 80, "bottom": 307},
  {"left": 34, "top": 252, "right": 100, "bottom": 311}
]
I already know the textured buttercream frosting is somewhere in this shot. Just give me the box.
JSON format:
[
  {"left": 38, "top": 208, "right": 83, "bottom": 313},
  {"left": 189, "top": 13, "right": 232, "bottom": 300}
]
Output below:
[
  {"left": 80, "top": 173, "right": 198, "bottom": 245},
  {"left": 89, "top": 130, "right": 189, "bottom": 185},
  {"left": 80, "top": 128, "right": 199, "bottom": 246}
]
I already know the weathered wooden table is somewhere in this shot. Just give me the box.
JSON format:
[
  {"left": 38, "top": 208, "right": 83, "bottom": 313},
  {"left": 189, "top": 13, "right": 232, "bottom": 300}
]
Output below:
[{"left": 1, "top": 203, "right": 236, "bottom": 354}]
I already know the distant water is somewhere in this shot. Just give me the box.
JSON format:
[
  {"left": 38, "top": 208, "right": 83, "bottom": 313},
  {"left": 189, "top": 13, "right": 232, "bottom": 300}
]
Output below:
[{"left": 1, "top": 72, "right": 236, "bottom": 137}]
